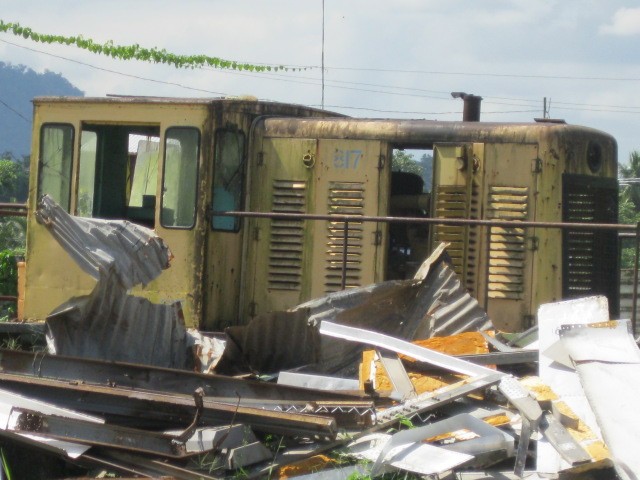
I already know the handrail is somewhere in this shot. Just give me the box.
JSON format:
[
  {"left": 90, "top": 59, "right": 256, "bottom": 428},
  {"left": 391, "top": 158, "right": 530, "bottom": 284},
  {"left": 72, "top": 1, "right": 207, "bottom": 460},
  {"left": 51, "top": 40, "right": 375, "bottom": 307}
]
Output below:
[
  {"left": 214, "top": 209, "right": 636, "bottom": 231},
  {"left": 0, "top": 203, "right": 27, "bottom": 217},
  {"left": 216, "top": 210, "right": 640, "bottom": 334}
]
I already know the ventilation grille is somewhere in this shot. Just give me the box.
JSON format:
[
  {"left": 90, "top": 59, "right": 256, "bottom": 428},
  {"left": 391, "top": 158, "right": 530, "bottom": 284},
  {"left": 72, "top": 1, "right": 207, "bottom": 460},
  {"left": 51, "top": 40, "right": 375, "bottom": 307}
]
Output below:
[
  {"left": 431, "top": 182, "right": 480, "bottom": 294},
  {"left": 432, "top": 185, "right": 467, "bottom": 276},
  {"left": 268, "top": 180, "right": 306, "bottom": 290},
  {"left": 466, "top": 182, "right": 481, "bottom": 295},
  {"left": 563, "top": 175, "right": 618, "bottom": 310},
  {"left": 324, "top": 182, "right": 365, "bottom": 292},
  {"left": 487, "top": 186, "right": 528, "bottom": 299}
]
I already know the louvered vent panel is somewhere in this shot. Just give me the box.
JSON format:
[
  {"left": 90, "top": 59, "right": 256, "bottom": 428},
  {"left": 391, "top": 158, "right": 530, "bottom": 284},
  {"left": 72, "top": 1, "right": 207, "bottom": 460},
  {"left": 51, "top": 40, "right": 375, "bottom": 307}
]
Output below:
[
  {"left": 433, "top": 185, "right": 467, "bottom": 276},
  {"left": 324, "top": 182, "right": 364, "bottom": 292},
  {"left": 466, "top": 182, "right": 480, "bottom": 296},
  {"left": 561, "top": 173, "right": 621, "bottom": 310},
  {"left": 487, "top": 186, "right": 528, "bottom": 299},
  {"left": 268, "top": 180, "right": 306, "bottom": 290},
  {"left": 565, "top": 191, "right": 596, "bottom": 295}
]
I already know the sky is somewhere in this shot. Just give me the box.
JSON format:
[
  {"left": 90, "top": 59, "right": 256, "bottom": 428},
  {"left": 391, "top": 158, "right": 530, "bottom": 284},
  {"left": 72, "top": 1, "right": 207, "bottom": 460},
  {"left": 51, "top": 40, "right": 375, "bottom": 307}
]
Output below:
[{"left": 1, "top": 1, "right": 640, "bottom": 165}]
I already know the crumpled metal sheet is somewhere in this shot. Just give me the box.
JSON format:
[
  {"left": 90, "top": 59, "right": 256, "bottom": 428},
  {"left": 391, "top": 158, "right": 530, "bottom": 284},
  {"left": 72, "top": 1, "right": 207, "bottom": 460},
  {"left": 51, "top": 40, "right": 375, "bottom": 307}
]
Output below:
[
  {"left": 215, "top": 309, "right": 319, "bottom": 375},
  {"left": 36, "top": 195, "right": 171, "bottom": 289},
  {"left": 46, "top": 276, "right": 189, "bottom": 368},
  {"left": 38, "top": 195, "right": 190, "bottom": 369},
  {"left": 216, "top": 245, "right": 492, "bottom": 376}
]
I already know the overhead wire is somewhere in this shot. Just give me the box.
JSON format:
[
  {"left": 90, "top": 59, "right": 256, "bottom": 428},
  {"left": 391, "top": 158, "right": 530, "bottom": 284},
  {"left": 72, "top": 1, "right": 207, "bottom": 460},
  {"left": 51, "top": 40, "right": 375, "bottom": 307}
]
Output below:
[
  {"left": 3, "top": 37, "right": 640, "bottom": 115},
  {"left": 0, "top": 98, "right": 29, "bottom": 122},
  {"left": 315, "top": 104, "right": 539, "bottom": 116},
  {"left": 0, "top": 38, "right": 229, "bottom": 97}
]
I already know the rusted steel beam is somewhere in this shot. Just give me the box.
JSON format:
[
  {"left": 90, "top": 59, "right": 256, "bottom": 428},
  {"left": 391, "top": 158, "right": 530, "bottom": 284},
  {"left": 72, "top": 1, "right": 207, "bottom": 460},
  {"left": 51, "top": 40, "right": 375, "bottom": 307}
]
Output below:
[
  {"left": 0, "top": 372, "right": 337, "bottom": 438},
  {"left": 84, "top": 450, "right": 223, "bottom": 480},
  {"left": 9, "top": 407, "right": 193, "bottom": 458},
  {"left": 0, "top": 349, "right": 371, "bottom": 403}
]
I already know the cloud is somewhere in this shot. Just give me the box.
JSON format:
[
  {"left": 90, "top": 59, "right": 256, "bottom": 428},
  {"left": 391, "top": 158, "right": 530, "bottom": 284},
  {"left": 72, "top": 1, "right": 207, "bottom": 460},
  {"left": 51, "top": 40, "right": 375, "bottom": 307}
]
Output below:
[{"left": 600, "top": 7, "right": 640, "bottom": 36}]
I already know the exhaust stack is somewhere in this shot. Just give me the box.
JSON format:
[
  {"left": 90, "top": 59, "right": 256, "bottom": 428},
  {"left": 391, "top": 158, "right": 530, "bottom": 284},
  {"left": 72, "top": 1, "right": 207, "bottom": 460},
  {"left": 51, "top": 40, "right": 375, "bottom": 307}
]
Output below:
[{"left": 451, "top": 92, "right": 482, "bottom": 122}]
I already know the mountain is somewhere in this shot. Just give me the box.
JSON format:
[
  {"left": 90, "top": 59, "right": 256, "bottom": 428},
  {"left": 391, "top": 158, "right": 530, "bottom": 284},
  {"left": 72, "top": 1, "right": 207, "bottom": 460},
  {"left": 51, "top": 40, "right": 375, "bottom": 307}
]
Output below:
[{"left": 0, "top": 62, "right": 83, "bottom": 157}]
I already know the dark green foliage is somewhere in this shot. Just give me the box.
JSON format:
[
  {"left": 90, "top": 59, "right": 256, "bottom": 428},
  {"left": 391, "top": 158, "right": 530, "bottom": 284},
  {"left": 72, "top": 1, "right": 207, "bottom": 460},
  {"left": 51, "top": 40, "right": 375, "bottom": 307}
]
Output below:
[
  {"left": 0, "top": 155, "right": 29, "bottom": 202},
  {"left": 0, "top": 248, "right": 23, "bottom": 319},
  {"left": 619, "top": 151, "right": 640, "bottom": 268},
  {"left": 391, "top": 151, "right": 433, "bottom": 193}
]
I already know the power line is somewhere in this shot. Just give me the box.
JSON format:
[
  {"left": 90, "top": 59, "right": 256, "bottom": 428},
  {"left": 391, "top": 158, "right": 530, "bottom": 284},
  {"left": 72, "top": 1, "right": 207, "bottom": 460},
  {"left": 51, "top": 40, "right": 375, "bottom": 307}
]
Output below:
[
  {"left": 313, "top": 66, "right": 640, "bottom": 83},
  {"left": 5, "top": 37, "right": 640, "bottom": 116},
  {"left": 316, "top": 105, "right": 539, "bottom": 116},
  {"left": 0, "top": 38, "right": 229, "bottom": 97},
  {"left": 0, "top": 98, "right": 29, "bottom": 122}
]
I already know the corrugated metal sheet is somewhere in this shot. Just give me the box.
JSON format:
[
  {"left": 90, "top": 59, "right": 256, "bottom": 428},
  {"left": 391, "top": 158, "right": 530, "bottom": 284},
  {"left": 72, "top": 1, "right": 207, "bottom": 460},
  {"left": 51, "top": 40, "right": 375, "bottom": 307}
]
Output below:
[
  {"left": 216, "top": 244, "right": 492, "bottom": 376},
  {"left": 35, "top": 195, "right": 171, "bottom": 289},
  {"left": 37, "top": 195, "right": 189, "bottom": 369},
  {"left": 46, "top": 278, "right": 189, "bottom": 368}
]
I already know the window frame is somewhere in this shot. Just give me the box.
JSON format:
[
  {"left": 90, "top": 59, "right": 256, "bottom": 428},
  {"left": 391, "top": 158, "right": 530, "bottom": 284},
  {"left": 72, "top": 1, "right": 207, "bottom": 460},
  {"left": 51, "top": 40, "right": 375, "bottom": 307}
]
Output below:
[
  {"left": 211, "top": 128, "right": 246, "bottom": 233},
  {"left": 37, "top": 123, "right": 75, "bottom": 212},
  {"left": 160, "top": 126, "right": 201, "bottom": 230}
]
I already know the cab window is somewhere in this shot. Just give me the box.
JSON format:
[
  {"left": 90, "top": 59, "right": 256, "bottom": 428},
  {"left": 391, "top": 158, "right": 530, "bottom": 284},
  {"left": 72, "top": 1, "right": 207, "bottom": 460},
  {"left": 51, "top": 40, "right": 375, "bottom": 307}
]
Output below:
[
  {"left": 38, "top": 124, "right": 74, "bottom": 211},
  {"left": 212, "top": 129, "right": 245, "bottom": 232},
  {"left": 161, "top": 127, "right": 200, "bottom": 228},
  {"left": 76, "top": 124, "right": 160, "bottom": 228}
]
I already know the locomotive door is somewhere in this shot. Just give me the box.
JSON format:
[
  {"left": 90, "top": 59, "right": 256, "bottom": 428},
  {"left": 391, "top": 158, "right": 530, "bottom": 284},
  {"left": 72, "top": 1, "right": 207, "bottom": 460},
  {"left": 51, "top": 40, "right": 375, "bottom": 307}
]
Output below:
[
  {"left": 482, "top": 143, "right": 539, "bottom": 331},
  {"left": 242, "top": 136, "right": 385, "bottom": 320},
  {"left": 429, "top": 143, "right": 484, "bottom": 298}
]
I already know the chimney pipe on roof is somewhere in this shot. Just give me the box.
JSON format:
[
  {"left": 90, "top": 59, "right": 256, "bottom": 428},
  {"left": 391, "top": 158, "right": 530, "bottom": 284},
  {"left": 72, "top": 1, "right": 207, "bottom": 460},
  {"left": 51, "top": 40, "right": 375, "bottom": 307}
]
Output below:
[{"left": 451, "top": 92, "right": 482, "bottom": 122}]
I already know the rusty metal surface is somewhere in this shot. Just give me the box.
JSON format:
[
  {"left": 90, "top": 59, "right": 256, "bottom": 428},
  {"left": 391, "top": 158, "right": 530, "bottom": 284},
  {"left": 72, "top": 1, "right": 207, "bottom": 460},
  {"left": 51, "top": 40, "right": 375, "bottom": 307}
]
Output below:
[
  {"left": 256, "top": 117, "right": 617, "bottom": 150},
  {"left": 0, "top": 372, "right": 338, "bottom": 438},
  {"left": 217, "top": 248, "right": 491, "bottom": 377},
  {"left": 0, "top": 349, "right": 370, "bottom": 403},
  {"left": 9, "top": 407, "right": 192, "bottom": 458},
  {"left": 303, "top": 250, "right": 492, "bottom": 374},
  {"left": 85, "top": 449, "right": 223, "bottom": 480},
  {"left": 33, "top": 95, "right": 345, "bottom": 119}
]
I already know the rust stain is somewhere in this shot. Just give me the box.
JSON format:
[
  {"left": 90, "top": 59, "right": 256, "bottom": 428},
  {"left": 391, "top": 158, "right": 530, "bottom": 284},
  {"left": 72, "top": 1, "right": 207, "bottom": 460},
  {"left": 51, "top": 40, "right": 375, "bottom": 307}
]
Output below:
[
  {"left": 552, "top": 400, "right": 611, "bottom": 466},
  {"left": 360, "top": 349, "right": 466, "bottom": 395},
  {"left": 359, "top": 332, "right": 490, "bottom": 395},
  {"left": 519, "top": 376, "right": 559, "bottom": 403},
  {"left": 404, "top": 331, "right": 490, "bottom": 359},
  {"left": 481, "top": 413, "right": 511, "bottom": 427},
  {"left": 278, "top": 455, "right": 336, "bottom": 478},
  {"left": 586, "top": 320, "right": 619, "bottom": 329},
  {"left": 424, "top": 428, "right": 478, "bottom": 444}
]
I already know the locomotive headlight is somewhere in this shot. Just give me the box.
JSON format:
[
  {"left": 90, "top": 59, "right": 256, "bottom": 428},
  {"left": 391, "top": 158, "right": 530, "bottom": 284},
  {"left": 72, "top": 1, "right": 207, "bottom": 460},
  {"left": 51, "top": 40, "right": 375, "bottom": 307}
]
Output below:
[{"left": 587, "top": 142, "right": 603, "bottom": 173}]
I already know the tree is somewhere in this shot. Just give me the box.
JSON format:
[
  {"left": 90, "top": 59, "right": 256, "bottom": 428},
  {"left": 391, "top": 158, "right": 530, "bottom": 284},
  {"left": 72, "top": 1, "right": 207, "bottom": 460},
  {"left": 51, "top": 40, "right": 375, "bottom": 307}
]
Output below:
[
  {"left": 420, "top": 153, "right": 433, "bottom": 193},
  {"left": 0, "top": 153, "right": 28, "bottom": 318},
  {"left": 620, "top": 150, "right": 640, "bottom": 211},
  {"left": 0, "top": 154, "right": 29, "bottom": 203},
  {"left": 619, "top": 150, "right": 640, "bottom": 268},
  {"left": 392, "top": 150, "right": 422, "bottom": 176}
]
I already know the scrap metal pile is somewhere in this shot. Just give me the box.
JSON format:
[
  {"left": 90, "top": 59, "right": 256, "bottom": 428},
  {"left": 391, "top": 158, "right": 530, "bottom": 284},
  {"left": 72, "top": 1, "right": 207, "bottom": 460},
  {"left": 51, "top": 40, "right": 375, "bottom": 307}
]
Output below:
[{"left": 1, "top": 196, "right": 635, "bottom": 479}]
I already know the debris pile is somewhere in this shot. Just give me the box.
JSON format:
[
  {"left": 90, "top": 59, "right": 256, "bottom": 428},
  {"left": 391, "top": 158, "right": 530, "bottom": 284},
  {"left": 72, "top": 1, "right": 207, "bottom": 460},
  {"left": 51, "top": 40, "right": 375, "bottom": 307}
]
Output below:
[{"left": 0, "top": 196, "right": 633, "bottom": 479}]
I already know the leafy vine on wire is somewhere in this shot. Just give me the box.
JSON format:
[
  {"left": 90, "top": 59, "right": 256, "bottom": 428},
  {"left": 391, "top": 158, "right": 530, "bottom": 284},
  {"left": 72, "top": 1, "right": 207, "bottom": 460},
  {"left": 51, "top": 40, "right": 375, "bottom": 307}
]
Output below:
[{"left": 0, "top": 20, "right": 305, "bottom": 72}]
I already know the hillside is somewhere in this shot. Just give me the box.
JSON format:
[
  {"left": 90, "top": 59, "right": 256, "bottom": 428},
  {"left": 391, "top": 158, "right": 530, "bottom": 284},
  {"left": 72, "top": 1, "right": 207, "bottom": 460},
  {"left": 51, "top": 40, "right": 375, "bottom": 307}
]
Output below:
[{"left": 0, "top": 62, "right": 83, "bottom": 157}]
